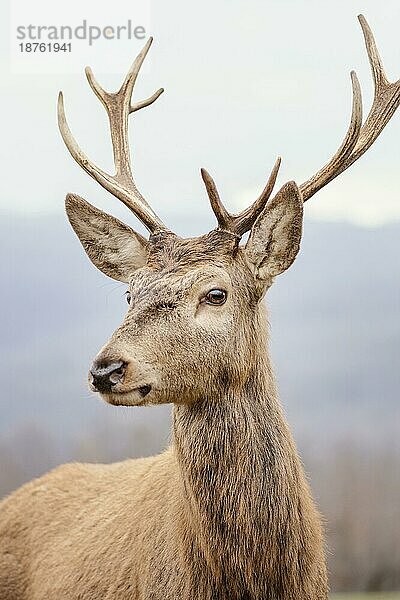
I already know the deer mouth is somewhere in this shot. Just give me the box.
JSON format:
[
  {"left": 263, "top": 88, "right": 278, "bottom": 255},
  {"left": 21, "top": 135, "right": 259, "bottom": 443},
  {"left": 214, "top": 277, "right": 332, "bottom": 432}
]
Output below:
[{"left": 101, "top": 384, "right": 153, "bottom": 407}]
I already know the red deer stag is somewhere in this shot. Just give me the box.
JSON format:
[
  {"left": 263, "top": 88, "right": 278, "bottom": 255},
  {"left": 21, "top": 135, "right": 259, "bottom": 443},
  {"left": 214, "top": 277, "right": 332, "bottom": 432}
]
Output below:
[{"left": 1, "top": 14, "right": 399, "bottom": 600}]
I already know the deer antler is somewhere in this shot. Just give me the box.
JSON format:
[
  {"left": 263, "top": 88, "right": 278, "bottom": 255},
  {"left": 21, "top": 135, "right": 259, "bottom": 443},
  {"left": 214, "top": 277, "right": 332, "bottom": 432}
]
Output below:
[
  {"left": 202, "top": 15, "right": 400, "bottom": 235},
  {"left": 300, "top": 14, "right": 400, "bottom": 201},
  {"left": 58, "top": 38, "right": 168, "bottom": 234},
  {"left": 201, "top": 157, "right": 281, "bottom": 237}
]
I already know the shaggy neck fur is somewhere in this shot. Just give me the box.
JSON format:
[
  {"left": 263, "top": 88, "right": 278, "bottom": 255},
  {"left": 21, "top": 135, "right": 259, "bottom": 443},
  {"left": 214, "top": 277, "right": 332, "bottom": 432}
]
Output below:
[{"left": 173, "top": 307, "right": 327, "bottom": 600}]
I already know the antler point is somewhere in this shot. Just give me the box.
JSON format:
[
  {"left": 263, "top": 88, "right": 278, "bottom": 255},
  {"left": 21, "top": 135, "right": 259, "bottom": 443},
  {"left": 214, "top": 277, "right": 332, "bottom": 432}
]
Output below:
[
  {"left": 350, "top": 70, "right": 359, "bottom": 85},
  {"left": 142, "top": 37, "right": 153, "bottom": 53},
  {"left": 57, "top": 91, "right": 65, "bottom": 121},
  {"left": 200, "top": 168, "right": 217, "bottom": 189}
]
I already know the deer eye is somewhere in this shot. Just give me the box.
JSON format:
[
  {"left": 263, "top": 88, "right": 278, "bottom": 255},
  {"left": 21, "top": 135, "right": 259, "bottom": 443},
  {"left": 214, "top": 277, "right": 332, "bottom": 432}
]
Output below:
[
  {"left": 204, "top": 289, "right": 227, "bottom": 306},
  {"left": 125, "top": 291, "right": 132, "bottom": 305}
]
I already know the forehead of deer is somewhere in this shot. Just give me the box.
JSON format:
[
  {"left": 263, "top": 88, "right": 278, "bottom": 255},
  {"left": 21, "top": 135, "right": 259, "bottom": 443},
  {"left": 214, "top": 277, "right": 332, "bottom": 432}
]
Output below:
[
  {"left": 129, "top": 264, "right": 232, "bottom": 303},
  {"left": 146, "top": 229, "right": 239, "bottom": 270}
]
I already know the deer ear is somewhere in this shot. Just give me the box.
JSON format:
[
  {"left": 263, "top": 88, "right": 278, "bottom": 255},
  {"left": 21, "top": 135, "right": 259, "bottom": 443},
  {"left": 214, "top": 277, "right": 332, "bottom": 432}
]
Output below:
[
  {"left": 244, "top": 181, "right": 303, "bottom": 292},
  {"left": 65, "top": 194, "right": 148, "bottom": 283}
]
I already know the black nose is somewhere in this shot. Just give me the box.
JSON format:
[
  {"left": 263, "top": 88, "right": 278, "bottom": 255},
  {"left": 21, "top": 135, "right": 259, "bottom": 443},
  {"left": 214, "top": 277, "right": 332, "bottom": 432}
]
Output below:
[{"left": 89, "top": 360, "right": 126, "bottom": 393}]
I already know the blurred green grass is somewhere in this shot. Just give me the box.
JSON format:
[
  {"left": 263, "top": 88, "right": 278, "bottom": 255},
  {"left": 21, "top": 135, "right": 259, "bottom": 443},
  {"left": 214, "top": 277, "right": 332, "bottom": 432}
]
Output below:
[{"left": 332, "top": 594, "right": 400, "bottom": 599}]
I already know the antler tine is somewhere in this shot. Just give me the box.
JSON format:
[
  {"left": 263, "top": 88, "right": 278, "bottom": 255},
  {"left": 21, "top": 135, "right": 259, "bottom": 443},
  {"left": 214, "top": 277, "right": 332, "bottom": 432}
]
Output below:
[
  {"left": 347, "top": 15, "right": 400, "bottom": 163},
  {"left": 300, "top": 15, "right": 400, "bottom": 202},
  {"left": 200, "top": 168, "right": 231, "bottom": 231},
  {"left": 58, "top": 38, "right": 168, "bottom": 235},
  {"left": 300, "top": 71, "right": 362, "bottom": 201},
  {"left": 233, "top": 156, "right": 281, "bottom": 235},
  {"left": 358, "top": 14, "right": 388, "bottom": 90},
  {"left": 201, "top": 157, "right": 281, "bottom": 237}
]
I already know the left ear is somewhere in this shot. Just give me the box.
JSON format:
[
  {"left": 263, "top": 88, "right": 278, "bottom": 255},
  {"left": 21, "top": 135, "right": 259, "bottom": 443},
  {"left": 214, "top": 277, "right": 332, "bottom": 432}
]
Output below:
[{"left": 244, "top": 181, "right": 303, "bottom": 293}]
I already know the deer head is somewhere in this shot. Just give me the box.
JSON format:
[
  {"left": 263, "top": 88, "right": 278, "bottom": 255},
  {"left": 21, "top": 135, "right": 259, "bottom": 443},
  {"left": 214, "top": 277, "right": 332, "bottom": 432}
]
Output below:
[{"left": 58, "top": 16, "right": 400, "bottom": 407}]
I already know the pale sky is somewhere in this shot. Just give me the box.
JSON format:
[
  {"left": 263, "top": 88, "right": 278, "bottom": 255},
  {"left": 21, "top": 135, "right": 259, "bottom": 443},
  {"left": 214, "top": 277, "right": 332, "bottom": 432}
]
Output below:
[{"left": 1, "top": 0, "right": 399, "bottom": 228}]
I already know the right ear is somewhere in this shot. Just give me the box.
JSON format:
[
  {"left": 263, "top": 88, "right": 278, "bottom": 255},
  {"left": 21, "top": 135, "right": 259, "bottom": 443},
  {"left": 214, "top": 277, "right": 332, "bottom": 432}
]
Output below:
[
  {"left": 244, "top": 181, "right": 303, "bottom": 295},
  {"left": 65, "top": 194, "right": 148, "bottom": 282}
]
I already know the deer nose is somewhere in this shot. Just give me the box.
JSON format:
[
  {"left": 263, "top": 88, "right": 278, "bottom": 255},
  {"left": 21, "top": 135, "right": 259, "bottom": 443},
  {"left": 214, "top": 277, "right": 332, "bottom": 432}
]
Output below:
[{"left": 89, "top": 359, "right": 127, "bottom": 393}]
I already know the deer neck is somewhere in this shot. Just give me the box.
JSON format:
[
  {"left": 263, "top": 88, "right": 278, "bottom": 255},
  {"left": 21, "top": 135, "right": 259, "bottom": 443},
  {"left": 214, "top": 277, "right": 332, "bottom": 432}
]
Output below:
[{"left": 172, "top": 307, "right": 324, "bottom": 597}]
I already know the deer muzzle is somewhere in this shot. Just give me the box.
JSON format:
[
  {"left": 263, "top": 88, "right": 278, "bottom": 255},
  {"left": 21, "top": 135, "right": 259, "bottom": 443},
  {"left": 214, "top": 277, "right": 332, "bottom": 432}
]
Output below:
[{"left": 89, "top": 359, "right": 127, "bottom": 393}]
